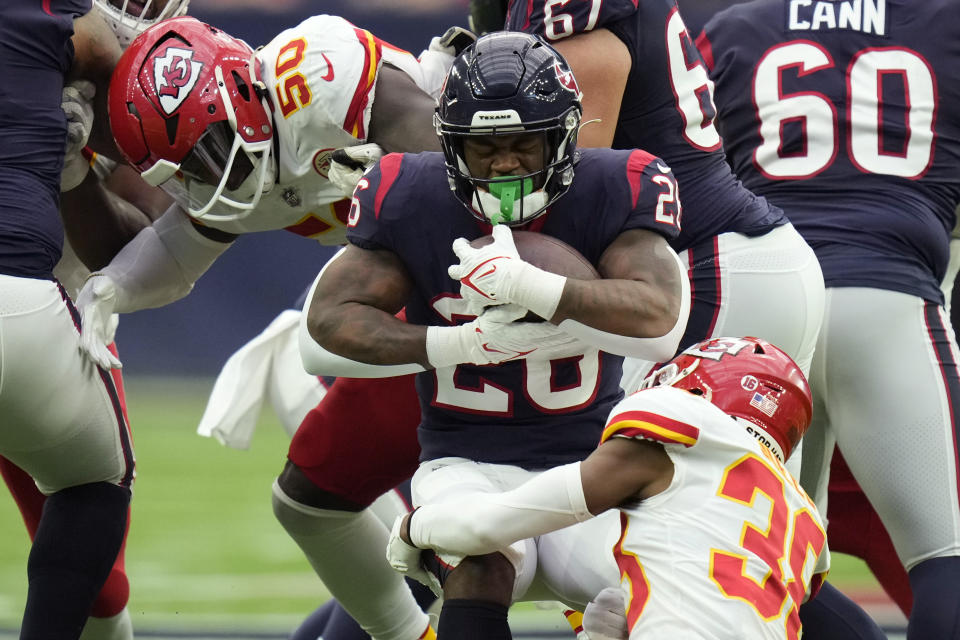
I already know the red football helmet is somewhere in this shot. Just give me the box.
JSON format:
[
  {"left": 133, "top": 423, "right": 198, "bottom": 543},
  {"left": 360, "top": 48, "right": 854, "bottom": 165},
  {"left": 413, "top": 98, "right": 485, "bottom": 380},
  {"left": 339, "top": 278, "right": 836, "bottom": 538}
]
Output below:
[
  {"left": 641, "top": 337, "right": 812, "bottom": 462},
  {"left": 109, "top": 16, "right": 275, "bottom": 222}
]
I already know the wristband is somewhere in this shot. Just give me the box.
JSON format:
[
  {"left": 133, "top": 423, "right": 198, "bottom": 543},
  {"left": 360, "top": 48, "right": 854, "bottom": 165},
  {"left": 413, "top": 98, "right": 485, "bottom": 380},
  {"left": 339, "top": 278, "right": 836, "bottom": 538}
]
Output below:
[
  {"left": 508, "top": 261, "right": 567, "bottom": 321},
  {"left": 426, "top": 324, "right": 472, "bottom": 369}
]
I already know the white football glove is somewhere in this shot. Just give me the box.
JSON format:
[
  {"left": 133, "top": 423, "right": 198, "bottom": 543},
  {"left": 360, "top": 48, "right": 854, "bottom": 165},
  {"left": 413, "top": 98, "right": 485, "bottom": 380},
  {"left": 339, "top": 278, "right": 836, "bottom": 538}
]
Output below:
[
  {"left": 386, "top": 515, "right": 444, "bottom": 597},
  {"left": 582, "top": 587, "right": 629, "bottom": 640},
  {"left": 327, "top": 143, "right": 384, "bottom": 198},
  {"left": 426, "top": 303, "right": 585, "bottom": 369},
  {"left": 60, "top": 80, "right": 96, "bottom": 192},
  {"left": 76, "top": 274, "right": 123, "bottom": 370},
  {"left": 448, "top": 225, "right": 567, "bottom": 319}
]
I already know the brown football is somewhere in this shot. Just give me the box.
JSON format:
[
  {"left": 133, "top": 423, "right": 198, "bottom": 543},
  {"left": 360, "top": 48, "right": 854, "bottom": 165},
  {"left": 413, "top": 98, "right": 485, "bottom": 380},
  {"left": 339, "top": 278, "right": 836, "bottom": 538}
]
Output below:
[
  {"left": 469, "top": 231, "right": 599, "bottom": 321},
  {"left": 469, "top": 230, "right": 599, "bottom": 280}
]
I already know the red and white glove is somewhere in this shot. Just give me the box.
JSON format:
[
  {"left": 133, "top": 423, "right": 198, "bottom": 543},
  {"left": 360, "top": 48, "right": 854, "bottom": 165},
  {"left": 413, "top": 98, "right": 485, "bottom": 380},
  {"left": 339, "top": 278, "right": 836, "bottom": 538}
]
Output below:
[
  {"left": 426, "top": 303, "right": 582, "bottom": 368},
  {"left": 448, "top": 225, "right": 567, "bottom": 319}
]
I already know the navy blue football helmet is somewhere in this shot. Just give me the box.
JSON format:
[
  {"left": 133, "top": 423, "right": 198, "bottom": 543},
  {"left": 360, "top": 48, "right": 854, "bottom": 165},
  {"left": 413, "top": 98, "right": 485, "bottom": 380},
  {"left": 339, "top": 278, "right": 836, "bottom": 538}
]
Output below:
[{"left": 436, "top": 31, "right": 583, "bottom": 226}]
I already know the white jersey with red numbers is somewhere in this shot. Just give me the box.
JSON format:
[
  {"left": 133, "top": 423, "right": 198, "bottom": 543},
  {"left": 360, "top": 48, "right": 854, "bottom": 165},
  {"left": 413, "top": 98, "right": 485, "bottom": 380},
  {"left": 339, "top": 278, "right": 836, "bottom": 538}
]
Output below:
[
  {"left": 199, "top": 14, "right": 448, "bottom": 241},
  {"left": 602, "top": 386, "right": 828, "bottom": 640}
]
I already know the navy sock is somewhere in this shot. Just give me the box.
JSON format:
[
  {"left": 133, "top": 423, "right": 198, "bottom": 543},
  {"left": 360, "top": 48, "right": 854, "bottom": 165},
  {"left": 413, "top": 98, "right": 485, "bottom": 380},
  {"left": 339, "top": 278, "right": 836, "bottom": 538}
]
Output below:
[
  {"left": 907, "top": 555, "right": 960, "bottom": 640},
  {"left": 438, "top": 599, "right": 510, "bottom": 640},
  {"left": 20, "top": 482, "right": 130, "bottom": 640},
  {"left": 798, "top": 581, "right": 886, "bottom": 639}
]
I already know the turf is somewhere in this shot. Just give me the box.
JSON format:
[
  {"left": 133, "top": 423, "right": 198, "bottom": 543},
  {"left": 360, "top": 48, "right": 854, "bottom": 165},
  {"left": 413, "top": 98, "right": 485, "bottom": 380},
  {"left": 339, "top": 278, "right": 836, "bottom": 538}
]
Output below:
[{"left": 0, "top": 376, "right": 886, "bottom": 634}]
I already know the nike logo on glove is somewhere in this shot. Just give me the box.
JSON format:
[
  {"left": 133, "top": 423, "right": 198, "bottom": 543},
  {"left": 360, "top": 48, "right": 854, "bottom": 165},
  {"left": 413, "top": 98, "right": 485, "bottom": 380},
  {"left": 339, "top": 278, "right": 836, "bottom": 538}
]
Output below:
[
  {"left": 481, "top": 343, "right": 535, "bottom": 360},
  {"left": 461, "top": 256, "right": 508, "bottom": 299}
]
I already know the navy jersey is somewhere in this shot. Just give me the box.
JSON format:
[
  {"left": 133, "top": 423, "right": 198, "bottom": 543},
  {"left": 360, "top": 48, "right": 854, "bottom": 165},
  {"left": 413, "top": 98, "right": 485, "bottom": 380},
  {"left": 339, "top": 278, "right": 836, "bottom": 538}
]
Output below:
[
  {"left": 506, "top": 0, "right": 787, "bottom": 254},
  {"left": 0, "top": 0, "right": 89, "bottom": 279},
  {"left": 347, "top": 149, "right": 681, "bottom": 469},
  {"left": 699, "top": 0, "right": 960, "bottom": 304}
]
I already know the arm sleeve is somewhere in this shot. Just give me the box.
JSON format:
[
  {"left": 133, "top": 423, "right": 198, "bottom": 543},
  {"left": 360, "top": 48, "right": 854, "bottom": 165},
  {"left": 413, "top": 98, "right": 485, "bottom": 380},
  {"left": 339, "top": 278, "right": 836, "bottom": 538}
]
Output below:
[
  {"left": 100, "top": 204, "right": 232, "bottom": 312},
  {"left": 408, "top": 462, "right": 593, "bottom": 557}
]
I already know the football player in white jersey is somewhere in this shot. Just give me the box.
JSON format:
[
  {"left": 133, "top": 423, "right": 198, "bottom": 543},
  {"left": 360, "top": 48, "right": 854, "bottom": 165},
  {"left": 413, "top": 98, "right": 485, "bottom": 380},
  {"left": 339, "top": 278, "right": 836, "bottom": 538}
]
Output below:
[
  {"left": 388, "top": 337, "right": 837, "bottom": 640},
  {"left": 75, "top": 14, "right": 463, "bottom": 640}
]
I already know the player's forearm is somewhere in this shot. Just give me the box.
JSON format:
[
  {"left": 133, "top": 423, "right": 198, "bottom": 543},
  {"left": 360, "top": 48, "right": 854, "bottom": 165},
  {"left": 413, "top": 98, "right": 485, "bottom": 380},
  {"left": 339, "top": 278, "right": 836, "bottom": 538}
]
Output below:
[
  {"left": 99, "top": 206, "right": 232, "bottom": 312},
  {"left": 553, "top": 250, "right": 690, "bottom": 362},
  {"left": 308, "top": 304, "right": 431, "bottom": 368},
  {"left": 553, "top": 277, "right": 678, "bottom": 337},
  {"left": 407, "top": 463, "right": 593, "bottom": 556},
  {"left": 61, "top": 174, "right": 154, "bottom": 271}
]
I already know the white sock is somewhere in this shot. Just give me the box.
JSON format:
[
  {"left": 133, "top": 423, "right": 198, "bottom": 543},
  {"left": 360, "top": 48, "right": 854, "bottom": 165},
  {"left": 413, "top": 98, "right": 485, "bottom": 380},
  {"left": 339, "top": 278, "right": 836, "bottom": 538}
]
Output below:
[
  {"left": 79, "top": 608, "right": 133, "bottom": 640},
  {"left": 273, "top": 481, "right": 431, "bottom": 640}
]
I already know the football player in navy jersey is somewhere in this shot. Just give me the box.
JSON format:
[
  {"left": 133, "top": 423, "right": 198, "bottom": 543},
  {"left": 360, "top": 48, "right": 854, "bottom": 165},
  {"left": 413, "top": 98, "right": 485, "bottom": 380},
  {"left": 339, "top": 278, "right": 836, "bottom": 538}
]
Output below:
[
  {"left": 0, "top": 1, "right": 135, "bottom": 638},
  {"left": 502, "top": 0, "right": 825, "bottom": 401},
  {"left": 477, "top": 1, "right": 892, "bottom": 635},
  {"left": 301, "top": 32, "right": 689, "bottom": 640},
  {"left": 698, "top": 1, "right": 960, "bottom": 638},
  {"left": 0, "top": 5, "right": 186, "bottom": 638}
]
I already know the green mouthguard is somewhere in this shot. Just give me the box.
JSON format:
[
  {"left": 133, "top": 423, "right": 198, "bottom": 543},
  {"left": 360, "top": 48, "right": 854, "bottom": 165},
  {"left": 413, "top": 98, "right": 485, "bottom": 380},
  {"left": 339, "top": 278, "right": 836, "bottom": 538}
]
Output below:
[{"left": 487, "top": 177, "right": 534, "bottom": 225}]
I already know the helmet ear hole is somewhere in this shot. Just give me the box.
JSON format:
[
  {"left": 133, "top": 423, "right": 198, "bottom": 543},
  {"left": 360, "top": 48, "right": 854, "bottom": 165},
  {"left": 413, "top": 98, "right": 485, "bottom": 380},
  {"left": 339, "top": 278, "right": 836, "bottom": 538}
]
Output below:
[
  {"left": 231, "top": 70, "right": 251, "bottom": 102},
  {"left": 165, "top": 114, "right": 180, "bottom": 146},
  {"left": 688, "top": 388, "right": 705, "bottom": 396}
]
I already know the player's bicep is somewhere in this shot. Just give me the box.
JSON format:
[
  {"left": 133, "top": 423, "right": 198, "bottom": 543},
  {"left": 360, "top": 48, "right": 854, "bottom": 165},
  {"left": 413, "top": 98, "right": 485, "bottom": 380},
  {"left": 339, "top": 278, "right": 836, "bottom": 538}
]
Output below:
[
  {"left": 598, "top": 228, "right": 681, "bottom": 289},
  {"left": 550, "top": 29, "right": 630, "bottom": 148},
  {"left": 311, "top": 243, "right": 412, "bottom": 317},
  {"left": 368, "top": 64, "right": 441, "bottom": 152},
  {"left": 581, "top": 437, "right": 673, "bottom": 513}
]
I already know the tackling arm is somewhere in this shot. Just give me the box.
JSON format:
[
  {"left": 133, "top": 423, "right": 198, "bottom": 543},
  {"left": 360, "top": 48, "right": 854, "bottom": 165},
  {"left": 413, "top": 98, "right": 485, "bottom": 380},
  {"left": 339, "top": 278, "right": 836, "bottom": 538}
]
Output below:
[
  {"left": 85, "top": 204, "right": 234, "bottom": 313},
  {"left": 398, "top": 437, "right": 671, "bottom": 556},
  {"left": 61, "top": 163, "right": 172, "bottom": 270},
  {"left": 368, "top": 65, "right": 443, "bottom": 153},
  {"left": 75, "top": 204, "right": 234, "bottom": 369}
]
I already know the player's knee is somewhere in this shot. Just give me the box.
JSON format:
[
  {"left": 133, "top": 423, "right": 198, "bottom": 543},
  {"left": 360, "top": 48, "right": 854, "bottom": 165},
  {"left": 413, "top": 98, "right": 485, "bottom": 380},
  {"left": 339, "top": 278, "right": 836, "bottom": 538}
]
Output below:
[
  {"left": 276, "top": 460, "right": 366, "bottom": 512},
  {"left": 443, "top": 553, "right": 516, "bottom": 606},
  {"left": 89, "top": 568, "right": 130, "bottom": 618},
  {"left": 271, "top": 476, "right": 351, "bottom": 536}
]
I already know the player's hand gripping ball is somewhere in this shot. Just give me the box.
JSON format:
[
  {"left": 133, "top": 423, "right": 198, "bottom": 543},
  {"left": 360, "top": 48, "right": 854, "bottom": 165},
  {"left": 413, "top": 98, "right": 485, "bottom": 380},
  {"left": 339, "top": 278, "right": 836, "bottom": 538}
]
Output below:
[{"left": 450, "top": 225, "right": 600, "bottom": 322}]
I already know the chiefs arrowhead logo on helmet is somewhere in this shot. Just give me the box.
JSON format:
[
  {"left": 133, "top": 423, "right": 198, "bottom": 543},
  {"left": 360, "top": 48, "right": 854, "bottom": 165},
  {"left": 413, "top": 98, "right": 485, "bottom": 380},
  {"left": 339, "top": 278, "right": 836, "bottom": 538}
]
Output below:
[
  {"left": 553, "top": 61, "right": 580, "bottom": 96},
  {"left": 150, "top": 45, "right": 204, "bottom": 115}
]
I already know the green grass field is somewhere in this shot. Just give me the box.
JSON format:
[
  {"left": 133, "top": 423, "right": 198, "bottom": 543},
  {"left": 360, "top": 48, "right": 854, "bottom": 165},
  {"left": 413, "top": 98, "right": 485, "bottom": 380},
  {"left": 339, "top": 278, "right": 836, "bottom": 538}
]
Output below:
[{"left": 0, "top": 377, "right": 894, "bottom": 636}]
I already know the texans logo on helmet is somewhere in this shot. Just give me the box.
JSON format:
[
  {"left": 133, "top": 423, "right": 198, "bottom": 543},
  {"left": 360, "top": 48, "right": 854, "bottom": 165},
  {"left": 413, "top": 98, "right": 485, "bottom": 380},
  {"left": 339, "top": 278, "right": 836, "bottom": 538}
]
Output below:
[
  {"left": 150, "top": 46, "right": 204, "bottom": 115},
  {"left": 553, "top": 61, "right": 580, "bottom": 95}
]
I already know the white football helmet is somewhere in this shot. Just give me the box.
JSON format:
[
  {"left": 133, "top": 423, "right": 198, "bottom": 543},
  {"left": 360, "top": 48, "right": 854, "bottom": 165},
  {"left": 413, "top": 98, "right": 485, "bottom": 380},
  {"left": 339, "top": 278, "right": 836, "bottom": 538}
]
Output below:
[{"left": 93, "top": 0, "right": 191, "bottom": 48}]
